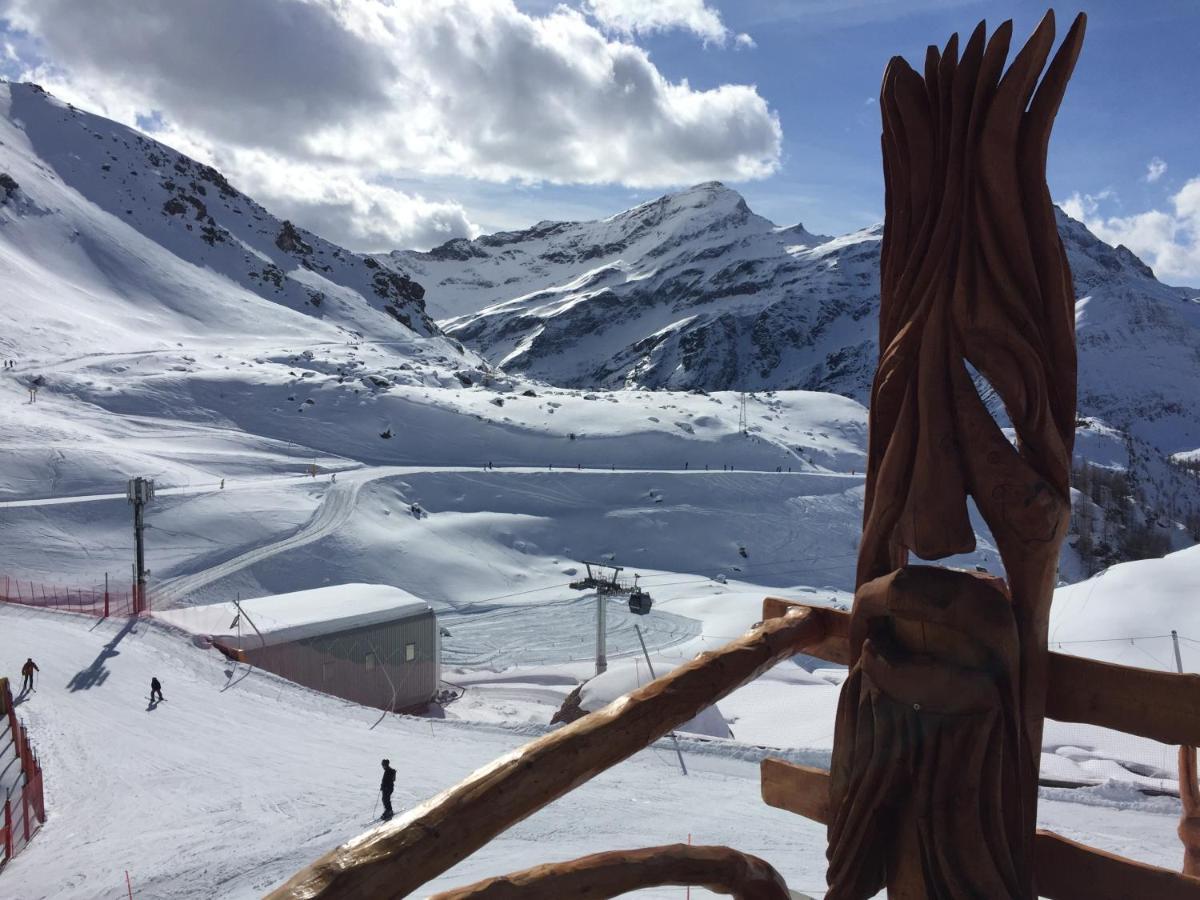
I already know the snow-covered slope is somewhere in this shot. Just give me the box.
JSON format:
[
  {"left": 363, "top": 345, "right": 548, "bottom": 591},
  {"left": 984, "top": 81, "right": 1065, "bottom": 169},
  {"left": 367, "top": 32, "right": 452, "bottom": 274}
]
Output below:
[
  {"left": 0, "top": 81, "right": 438, "bottom": 362},
  {"left": 0, "top": 582, "right": 1187, "bottom": 899}
]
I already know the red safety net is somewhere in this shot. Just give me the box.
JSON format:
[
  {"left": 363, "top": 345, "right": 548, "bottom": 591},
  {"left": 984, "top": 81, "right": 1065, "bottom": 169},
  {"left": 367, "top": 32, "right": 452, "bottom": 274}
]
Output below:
[
  {"left": 1, "top": 678, "right": 46, "bottom": 868},
  {"left": 0, "top": 574, "right": 149, "bottom": 618}
]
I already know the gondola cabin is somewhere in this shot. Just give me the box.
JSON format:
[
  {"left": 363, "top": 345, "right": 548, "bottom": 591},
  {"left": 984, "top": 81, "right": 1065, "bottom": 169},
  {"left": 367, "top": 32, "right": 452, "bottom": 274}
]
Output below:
[{"left": 628, "top": 589, "right": 652, "bottom": 615}]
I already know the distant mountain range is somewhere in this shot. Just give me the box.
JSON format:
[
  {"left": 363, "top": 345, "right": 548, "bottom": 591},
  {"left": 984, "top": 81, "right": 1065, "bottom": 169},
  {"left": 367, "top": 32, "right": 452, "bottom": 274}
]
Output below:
[{"left": 395, "top": 180, "right": 1200, "bottom": 563}]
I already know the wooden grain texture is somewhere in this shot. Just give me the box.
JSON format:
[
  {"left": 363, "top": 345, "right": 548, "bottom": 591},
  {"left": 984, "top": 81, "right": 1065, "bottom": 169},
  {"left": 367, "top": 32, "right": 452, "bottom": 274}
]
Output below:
[
  {"left": 761, "top": 761, "right": 1200, "bottom": 899},
  {"left": 763, "top": 597, "right": 851, "bottom": 665},
  {"left": 1181, "top": 746, "right": 1200, "bottom": 877},
  {"left": 1045, "top": 652, "right": 1200, "bottom": 746},
  {"left": 866, "top": 10, "right": 1086, "bottom": 842},
  {"left": 265, "top": 607, "right": 829, "bottom": 900},
  {"left": 827, "top": 567, "right": 1025, "bottom": 899},
  {"left": 760, "top": 758, "right": 831, "bottom": 825},
  {"left": 1034, "top": 830, "right": 1200, "bottom": 900},
  {"left": 763, "top": 598, "right": 1200, "bottom": 752},
  {"left": 847, "top": 13, "right": 1089, "bottom": 891},
  {"left": 428, "top": 844, "right": 792, "bottom": 900}
]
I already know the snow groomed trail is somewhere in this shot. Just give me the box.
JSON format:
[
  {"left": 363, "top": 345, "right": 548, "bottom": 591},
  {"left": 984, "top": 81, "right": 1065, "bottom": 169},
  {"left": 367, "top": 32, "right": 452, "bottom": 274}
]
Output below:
[
  {"left": 0, "top": 605, "right": 1182, "bottom": 900},
  {"left": 155, "top": 476, "right": 366, "bottom": 604}
]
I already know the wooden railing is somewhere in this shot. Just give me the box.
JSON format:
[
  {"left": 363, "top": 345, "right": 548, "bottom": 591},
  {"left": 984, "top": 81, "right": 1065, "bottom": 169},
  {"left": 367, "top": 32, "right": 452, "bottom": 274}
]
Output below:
[
  {"left": 267, "top": 607, "right": 831, "bottom": 899},
  {"left": 267, "top": 598, "right": 1200, "bottom": 898},
  {"left": 759, "top": 598, "right": 1200, "bottom": 900}
]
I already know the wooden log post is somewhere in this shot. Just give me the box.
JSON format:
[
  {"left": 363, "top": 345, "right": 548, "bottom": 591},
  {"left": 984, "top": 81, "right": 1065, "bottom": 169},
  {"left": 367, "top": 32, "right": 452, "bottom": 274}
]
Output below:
[
  {"left": 1181, "top": 745, "right": 1200, "bottom": 877},
  {"left": 428, "top": 844, "right": 792, "bottom": 900},
  {"left": 267, "top": 607, "right": 831, "bottom": 900},
  {"left": 828, "top": 11, "right": 1087, "bottom": 899}
]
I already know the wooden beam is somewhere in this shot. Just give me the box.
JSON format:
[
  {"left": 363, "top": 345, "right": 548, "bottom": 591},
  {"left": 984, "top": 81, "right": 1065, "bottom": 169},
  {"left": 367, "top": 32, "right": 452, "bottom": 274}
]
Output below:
[
  {"left": 1045, "top": 652, "right": 1200, "bottom": 747},
  {"left": 763, "top": 598, "right": 851, "bottom": 665},
  {"left": 760, "top": 758, "right": 830, "bottom": 825},
  {"left": 428, "top": 844, "right": 792, "bottom": 900},
  {"left": 1034, "top": 830, "right": 1200, "bottom": 900},
  {"left": 267, "top": 607, "right": 831, "bottom": 900},
  {"left": 762, "top": 599, "right": 1200, "bottom": 747},
  {"left": 760, "top": 760, "right": 1200, "bottom": 899}
]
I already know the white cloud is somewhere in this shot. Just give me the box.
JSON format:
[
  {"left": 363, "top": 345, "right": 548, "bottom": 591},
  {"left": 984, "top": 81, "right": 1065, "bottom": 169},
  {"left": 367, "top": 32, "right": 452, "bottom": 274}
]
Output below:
[
  {"left": 222, "top": 153, "right": 481, "bottom": 252},
  {"left": 1145, "top": 157, "right": 1167, "bottom": 183},
  {"left": 1062, "top": 179, "right": 1200, "bottom": 286},
  {"left": 1059, "top": 188, "right": 1116, "bottom": 221},
  {"left": 2, "top": 0, "right": 780, "bottom": 248},
  {"left": 584, "top": 0, "right": 751, "bottom": 47}
]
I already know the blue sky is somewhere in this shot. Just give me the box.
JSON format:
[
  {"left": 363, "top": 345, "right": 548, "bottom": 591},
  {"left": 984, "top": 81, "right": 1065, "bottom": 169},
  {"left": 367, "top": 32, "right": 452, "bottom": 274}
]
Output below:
[{"left": 1, "top": 1, "right": 1197, "bottom": 281}]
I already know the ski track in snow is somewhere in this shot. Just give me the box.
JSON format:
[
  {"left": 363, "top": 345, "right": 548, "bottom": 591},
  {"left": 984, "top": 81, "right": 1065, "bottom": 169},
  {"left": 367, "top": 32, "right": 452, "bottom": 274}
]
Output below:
[{"left": 155, "top": 476, "right": 365, "bottom": 604}]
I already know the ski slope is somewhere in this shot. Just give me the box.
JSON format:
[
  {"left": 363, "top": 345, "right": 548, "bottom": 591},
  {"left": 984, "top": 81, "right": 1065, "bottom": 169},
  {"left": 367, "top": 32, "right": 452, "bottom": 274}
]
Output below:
[{"left": 0, "top": 604, "right": 1184, "bottom": 900}]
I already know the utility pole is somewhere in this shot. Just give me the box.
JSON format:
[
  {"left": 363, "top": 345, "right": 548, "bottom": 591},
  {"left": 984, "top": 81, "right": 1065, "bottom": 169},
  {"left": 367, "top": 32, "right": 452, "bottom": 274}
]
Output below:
[
  {"left": 1173, "top": 630, "right": 1185, "bottom": 675},
  {"left": 738, "top": 391, "right": 748, "bottom": 434},
  {"left": 127, "top": 477, "right": 155, "bottom": 614},
  {"left": 635, "top": 624, "right": 687, "bottom": 775},
  {"left": 595, "top": 592, "right": 607, "bottom": 676}
]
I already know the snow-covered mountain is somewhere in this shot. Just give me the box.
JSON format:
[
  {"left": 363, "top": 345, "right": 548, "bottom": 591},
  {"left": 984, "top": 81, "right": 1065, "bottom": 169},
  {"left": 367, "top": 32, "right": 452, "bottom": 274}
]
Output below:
[
  {"left": 0, "top": 81, "right": 441, "bottom": 360},
  {"left": 400, "top": 185, "right": 1198, "bottom": 428},
  {"left": 396, "top": 181, "right": 882, "bottom": 396},
  {"left": 398, "top": 183, "right": 1200, "bottom": 563}
]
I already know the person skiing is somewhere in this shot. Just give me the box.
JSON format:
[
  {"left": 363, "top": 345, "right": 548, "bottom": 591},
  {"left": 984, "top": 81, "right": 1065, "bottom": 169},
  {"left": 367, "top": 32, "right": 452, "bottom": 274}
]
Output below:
[
  {"left": 150, "top": 676, "right": 164, "bottom": 703},
  {"left": 380, "top": 758, "right": 396, "bottom": 820},
  {"left": 21, "top": 657, "right": 38, "bottom": 692}
]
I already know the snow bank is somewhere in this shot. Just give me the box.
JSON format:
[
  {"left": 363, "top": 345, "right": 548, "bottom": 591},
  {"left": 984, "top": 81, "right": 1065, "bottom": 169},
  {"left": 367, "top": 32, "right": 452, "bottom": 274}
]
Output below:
[
  {"left": 578, "top": 659, "right": 732, "bottom": 739},
  {"left": 1050, "top": 544, "right": 1200, "bottom": 667}
]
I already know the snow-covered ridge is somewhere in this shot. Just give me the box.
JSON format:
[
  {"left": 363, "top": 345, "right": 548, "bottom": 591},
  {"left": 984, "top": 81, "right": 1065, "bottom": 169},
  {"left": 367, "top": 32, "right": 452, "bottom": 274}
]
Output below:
[{"left": 0, "top": 80, "right": 439, "bottom": 358}]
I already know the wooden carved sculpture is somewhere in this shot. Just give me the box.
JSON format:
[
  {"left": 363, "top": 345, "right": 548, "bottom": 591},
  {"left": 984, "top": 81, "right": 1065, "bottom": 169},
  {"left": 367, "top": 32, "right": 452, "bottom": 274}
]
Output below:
[{"left": 827, "top": 11, "right": 1086, "bottom": 899}]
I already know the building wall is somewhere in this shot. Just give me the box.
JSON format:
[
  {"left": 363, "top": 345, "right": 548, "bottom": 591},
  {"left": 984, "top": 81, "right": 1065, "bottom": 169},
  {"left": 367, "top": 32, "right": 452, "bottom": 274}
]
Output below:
[{"left": 243, "top": 610, "right": 438, "bottom": 711}]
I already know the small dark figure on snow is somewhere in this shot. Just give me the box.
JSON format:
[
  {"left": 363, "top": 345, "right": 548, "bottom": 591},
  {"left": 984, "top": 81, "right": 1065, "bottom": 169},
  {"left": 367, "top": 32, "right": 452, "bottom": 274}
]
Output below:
[
  {"left": 21, "top": 657, "right": 38, "bottom": 692},
  {"left": 380, "top": 758, "right": 396, "bottom": 820},
  {"left": 150, "top": 676, "right": 164, "bottom": 703}
]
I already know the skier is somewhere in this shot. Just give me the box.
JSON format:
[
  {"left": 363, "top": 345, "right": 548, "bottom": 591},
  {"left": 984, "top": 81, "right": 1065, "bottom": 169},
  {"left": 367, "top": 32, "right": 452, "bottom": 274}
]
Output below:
[
  {"left": 380, "top": 758, "right": 396, "bottom": 821},
  {"left": 220, "top": 478, "right": 225, "bottom": 490},
  {"left": 21, "top": 657, "right": 38, "bottom": 692},
  {"left": 150, "top": 676, "right": 164, "bottom": 703},
  {"left": 331, "top": 473, "right": 336, "bottom": 483}
]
